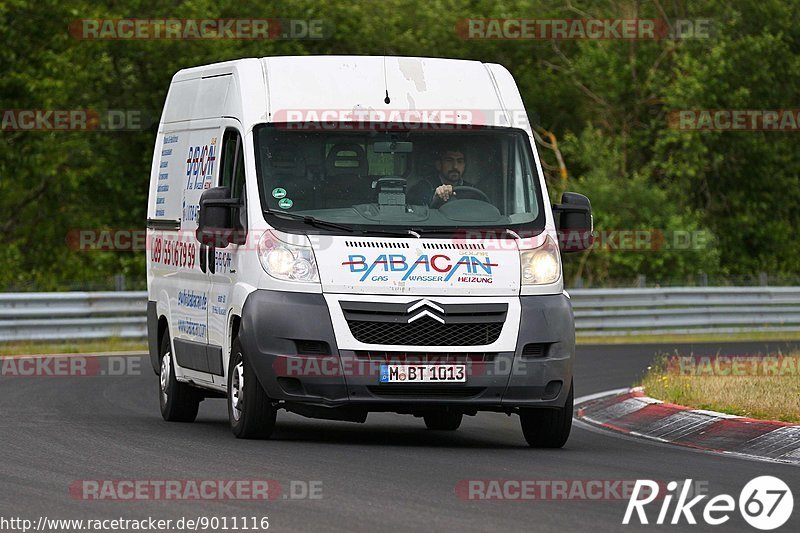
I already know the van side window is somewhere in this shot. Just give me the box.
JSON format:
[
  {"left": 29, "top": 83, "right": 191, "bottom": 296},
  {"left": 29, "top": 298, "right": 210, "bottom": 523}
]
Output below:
[
  {"left": 220, "top": 129, "right": 246, "bottom": 229},
  {"left": 220, "top": 131, "right": 236, "bottom": 188},
  {"left": 220, "top": 130, "right": 244, "bottom": 198},
  {"left": 232, "top": 144, "right": 245, "bottom": 200}
]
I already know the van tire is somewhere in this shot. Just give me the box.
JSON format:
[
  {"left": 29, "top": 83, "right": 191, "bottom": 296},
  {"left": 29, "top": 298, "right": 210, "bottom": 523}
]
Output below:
[
  {"left": 423, "top": 410, "right": 463, "bottom": 430},
  {"left": 519, "top": 381, "right": 573, "bottom": 448},
  {"left": 228, "top": 338, "right": 277, "bottom": 439},
  {"left": 159, "top": 334, "right": 201, "bottom": 422}
]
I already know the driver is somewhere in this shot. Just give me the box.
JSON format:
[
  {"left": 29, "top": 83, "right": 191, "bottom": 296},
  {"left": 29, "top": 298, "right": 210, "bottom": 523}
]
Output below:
[{"left": 407, "top": 148, "right": 480, "bottom": 206}]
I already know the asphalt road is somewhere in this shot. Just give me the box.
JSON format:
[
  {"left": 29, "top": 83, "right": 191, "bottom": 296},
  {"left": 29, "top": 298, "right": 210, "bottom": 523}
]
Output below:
[{"left": 1, "top": 341, "right": 798, "bottom": 532}]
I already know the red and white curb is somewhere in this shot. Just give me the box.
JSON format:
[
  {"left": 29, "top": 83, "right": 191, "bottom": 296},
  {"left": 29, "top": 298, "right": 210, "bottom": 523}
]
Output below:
[{"left": 575, "top": 388, "right": 800, "bottom": 465}]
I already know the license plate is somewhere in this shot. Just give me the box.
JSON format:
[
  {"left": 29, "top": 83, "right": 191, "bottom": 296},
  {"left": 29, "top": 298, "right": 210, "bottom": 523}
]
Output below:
[{"left": 379, "top": 364, "right": 466, "bottom": 383}]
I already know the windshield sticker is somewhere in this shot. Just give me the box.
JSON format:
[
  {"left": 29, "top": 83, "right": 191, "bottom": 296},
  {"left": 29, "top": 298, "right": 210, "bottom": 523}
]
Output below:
[
  {"left": 272, "top": 187, "right": 287, "bottom": 199},
  {"left": 342, "top": 254, "right": 497, "bottom": 283},
  {"left": 278, "top": 198, "right": 293, "bottom": 209}
]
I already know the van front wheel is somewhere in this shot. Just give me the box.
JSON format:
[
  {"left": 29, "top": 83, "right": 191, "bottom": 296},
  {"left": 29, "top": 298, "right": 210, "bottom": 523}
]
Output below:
[
  {"left": 519, "top": 382, "right": 573, "bottom": 448},
  {"left": 228, "top": 338, "right": 277, "bottom": 439},
  {"left": 159, "top": 335, "right": 201, "bottom": 422}
]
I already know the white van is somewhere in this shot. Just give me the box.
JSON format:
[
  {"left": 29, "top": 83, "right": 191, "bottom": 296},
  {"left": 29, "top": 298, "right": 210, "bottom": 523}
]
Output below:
[{"left": 146, "top": 56, "right": 592, "bottom": 447}]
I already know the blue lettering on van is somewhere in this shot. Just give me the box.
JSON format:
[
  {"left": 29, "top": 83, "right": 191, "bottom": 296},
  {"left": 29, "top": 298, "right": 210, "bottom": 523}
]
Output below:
[
  {"left": 158, "top": 173, "right": 169, "bottom": 181},
  {"left": 182, "top": 199, "right": 199, "bottom": 222},
  {"left": 214, "top": 250, "right": 232, "bottom": 271},
  {"left": 177, "top": 289, "right": 208, "bottom": 310},
  {"left": 161, "top": 149, "right": 172, "bottom": 157},
  {"left": 157, "top": 185, "right": 169, "bottom": 193},
  {"left": 185, "top": 144, "right": 216, "bottom": 190},
  {"left": 163, "top": 135, "right": 178, "bottom": 144},
  {"left": 177, "top": 318, "right": 206, "bottom": 337},
  {"left": 156, "top": 197, "right": 165, "bottom": 205},
  {"left": 160, "top": 161, "right": 169, "bottom": 168},
  {"left": 342, "top": 254, "right": 497, "bottom": 282},
  {"left": 155, "top": 209, "right": 165, "bottom": 216}
]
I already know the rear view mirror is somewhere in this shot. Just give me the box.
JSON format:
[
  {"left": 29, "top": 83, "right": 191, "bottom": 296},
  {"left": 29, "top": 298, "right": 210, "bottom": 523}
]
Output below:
[
  {"left": 196, "top": 186, "right": 245, "bottom": 247},
  {"left": 552, "top": 192, "right": 593, "bottom": 252}
]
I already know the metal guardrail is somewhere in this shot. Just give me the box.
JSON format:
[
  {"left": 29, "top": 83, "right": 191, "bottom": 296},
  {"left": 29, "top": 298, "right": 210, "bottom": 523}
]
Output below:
[
  {"left": 0, "top": 292, "right": 148, "bottom": 342},
  {"left": 1, "top": 287, "right": 799, "bottom": 342},
  {"left": 570, "top": 286, "right": 800, "bottom": 336}
]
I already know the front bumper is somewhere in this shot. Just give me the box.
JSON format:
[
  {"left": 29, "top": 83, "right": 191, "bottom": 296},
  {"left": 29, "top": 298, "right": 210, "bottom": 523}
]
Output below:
[{"left": 237, "top": 290, "right": 575, "bottom": 410}]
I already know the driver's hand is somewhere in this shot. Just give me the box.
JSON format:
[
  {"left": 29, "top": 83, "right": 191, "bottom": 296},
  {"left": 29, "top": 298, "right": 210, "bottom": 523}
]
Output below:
[{"left": 434, "top": 185, "right": 456, "bottom": 202}]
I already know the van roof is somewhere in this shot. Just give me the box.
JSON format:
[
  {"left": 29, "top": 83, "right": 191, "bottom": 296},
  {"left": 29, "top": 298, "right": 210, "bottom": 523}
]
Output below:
[{"left": 170, "top": 56, "right": 529, "bottom": 129}]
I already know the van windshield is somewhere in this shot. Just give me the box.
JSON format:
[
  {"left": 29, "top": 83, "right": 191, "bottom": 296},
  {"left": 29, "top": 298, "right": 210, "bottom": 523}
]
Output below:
[{"left": 253, "top": 124, "right": 545, "bottom": 234}]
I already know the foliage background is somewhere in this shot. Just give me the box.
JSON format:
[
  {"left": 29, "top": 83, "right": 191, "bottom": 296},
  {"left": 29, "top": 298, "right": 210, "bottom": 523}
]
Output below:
[{"left": 1, "top": 0, "right": 798, "bottom": 290}]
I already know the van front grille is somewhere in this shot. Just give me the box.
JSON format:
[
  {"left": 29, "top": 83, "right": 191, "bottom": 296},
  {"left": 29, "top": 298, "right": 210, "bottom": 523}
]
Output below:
[
  {"left": 343, "top": 240, "right": 410, "bottom": 248},
  {"left": 341, "top": 300, "right": 507, "bottom": 346},
  {"left": 348, "top": 318, "right": 503, "bottom": 346},
  {"left": 421, "top": 242, "right": 485, "bottom": 250}
]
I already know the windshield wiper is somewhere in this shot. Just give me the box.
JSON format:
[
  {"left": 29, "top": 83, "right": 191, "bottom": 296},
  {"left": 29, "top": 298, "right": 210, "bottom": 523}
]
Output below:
[
  {"left": 411, "top": 227, "right": 525, "bottom": 237},
  {"left": 263, "top": 210, "right": 355, "bottom": 233},
  {"left": 407, "top": 227, "right": 458, "bottom": 235},
  {"left": 265, "top": 209, "right": 431, "bottom": 238},
  {"left": 360, "top": 227, "right": 421, "bottom": 238},
  {"left": 264, "top": 210, "right": 418, "bottom": 237}
]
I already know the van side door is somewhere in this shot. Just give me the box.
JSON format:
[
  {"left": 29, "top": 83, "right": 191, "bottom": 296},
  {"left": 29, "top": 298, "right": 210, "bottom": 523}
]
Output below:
[
  {"left": 208, "top": 123, "right": 247, "bottom": 387},
  {"left": 170, "top": 121, "right": 220, "bottom": 386}
]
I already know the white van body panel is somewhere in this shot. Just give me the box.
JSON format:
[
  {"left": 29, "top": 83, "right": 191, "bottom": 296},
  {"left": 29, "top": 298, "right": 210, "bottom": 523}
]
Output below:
[
  {"left": 312, "top": 236, "right": 521, "bottom": 296},
  {"left": 262, "top": 56, "right": 505, "bottom": 125}
]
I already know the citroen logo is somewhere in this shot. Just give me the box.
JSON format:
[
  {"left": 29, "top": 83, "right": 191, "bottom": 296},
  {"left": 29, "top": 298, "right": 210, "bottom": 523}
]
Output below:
[{"left": 406, "top": 299, "right": 445, "bottom": 324}]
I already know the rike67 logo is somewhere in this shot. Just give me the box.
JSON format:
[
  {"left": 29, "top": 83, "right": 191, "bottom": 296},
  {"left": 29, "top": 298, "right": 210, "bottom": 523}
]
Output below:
[{"left": 624, "top": 476, "right": 793, "bottom": 530}]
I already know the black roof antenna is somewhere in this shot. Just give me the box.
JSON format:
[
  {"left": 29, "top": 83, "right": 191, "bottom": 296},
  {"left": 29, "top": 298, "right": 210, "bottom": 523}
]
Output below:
[{"left": 383, "top": 53, "right": 391, "bottom": 104}]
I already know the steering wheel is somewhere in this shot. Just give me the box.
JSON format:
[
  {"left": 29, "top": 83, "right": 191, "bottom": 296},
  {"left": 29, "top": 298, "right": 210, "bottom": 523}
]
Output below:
[{"left": 430, "top": 186, "right": 491, "bottom": 208}]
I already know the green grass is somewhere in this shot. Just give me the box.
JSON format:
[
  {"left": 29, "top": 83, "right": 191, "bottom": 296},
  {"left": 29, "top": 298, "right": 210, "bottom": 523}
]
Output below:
[
  {"left": 578, "top": 330, "right": 800, "bottom": 345},
  {"left": 0, "top": 338, "right": 147, "bottom": 356},
  {"left": 640, "top": 353, "right": 800, "bottom": 423}
]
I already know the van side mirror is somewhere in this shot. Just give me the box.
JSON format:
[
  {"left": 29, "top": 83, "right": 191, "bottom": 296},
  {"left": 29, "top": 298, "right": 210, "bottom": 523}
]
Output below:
[
  {"left": 552, "top": 192, "right": 593, "bottom": 252},
  {"left": 196, "top": 186, "right": 246, "bottom": 247}
]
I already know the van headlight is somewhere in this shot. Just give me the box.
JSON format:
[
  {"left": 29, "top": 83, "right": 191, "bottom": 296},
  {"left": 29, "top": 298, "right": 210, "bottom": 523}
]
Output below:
[
  {"left": 257, "top": 230, "right": 319, "bottom": 283},
  {"left": 520, "top": 235, "right": 561, "bottom": 285}
]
